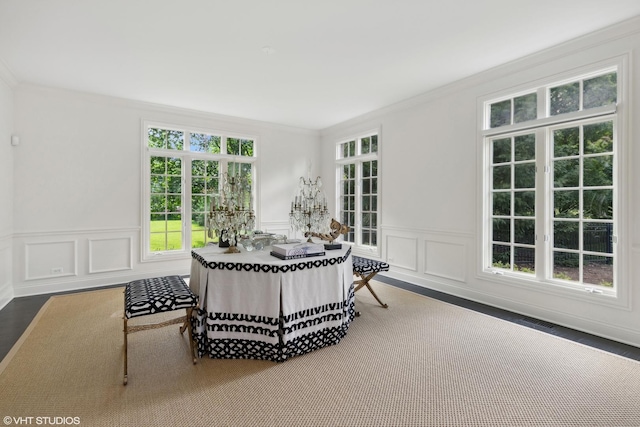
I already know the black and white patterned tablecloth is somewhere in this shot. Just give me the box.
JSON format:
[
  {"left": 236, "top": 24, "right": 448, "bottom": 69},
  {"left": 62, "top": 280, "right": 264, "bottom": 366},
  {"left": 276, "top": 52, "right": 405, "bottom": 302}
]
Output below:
[{"left": 189, "top": 245, "right": 354, "bottom": 362}]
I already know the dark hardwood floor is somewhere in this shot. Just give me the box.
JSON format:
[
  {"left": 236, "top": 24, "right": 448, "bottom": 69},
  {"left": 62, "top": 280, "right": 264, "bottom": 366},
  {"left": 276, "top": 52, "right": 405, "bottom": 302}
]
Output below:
[{"left": 2, "top": 277, "right": 640, "bottom": 362}]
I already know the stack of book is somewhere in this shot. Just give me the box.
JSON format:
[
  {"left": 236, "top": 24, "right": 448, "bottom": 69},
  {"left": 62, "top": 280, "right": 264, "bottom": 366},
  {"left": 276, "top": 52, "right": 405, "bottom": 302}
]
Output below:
[{"left": 270, "top": 243, "right": 325, "bottom": 260}]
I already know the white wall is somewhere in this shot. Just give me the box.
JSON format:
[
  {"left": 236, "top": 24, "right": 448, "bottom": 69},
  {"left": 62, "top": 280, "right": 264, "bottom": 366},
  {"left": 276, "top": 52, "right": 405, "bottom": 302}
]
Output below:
[
  {"left": 11, "top": 85, "right": 318, "bottom": 296},
  {"left": 321, "top": 17, "right": 640, "bottom": 347},
  {"left": 0, "top": 67, "right": 14, "bottom": 309}
]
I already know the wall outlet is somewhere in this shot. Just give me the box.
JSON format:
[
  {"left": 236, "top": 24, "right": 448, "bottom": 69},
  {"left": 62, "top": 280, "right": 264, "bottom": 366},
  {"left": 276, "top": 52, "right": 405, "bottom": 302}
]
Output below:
[{"left": 51, "top": 267, "right": 64, "bottom": 274}]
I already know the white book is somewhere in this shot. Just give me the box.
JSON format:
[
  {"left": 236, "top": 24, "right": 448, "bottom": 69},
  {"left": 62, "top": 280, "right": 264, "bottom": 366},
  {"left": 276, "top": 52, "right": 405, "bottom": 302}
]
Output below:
[{"left": 271, "top": 243, "right": 324, "bottom": 257}]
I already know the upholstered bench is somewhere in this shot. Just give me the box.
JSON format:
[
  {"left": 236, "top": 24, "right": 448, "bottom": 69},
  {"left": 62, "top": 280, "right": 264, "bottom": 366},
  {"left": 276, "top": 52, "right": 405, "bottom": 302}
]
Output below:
[
  {"left": 123, "top": 275, "right": 199, "bottom": 385},
  {"left": 352, "top": 256, "right": 390, "bottom": 312}
]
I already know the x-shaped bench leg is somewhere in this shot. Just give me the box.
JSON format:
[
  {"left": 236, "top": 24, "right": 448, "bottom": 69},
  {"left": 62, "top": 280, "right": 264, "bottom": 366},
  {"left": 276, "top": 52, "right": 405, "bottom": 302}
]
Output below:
[{"left": 354, "top": 271, "right": 389, "bottom": 309}]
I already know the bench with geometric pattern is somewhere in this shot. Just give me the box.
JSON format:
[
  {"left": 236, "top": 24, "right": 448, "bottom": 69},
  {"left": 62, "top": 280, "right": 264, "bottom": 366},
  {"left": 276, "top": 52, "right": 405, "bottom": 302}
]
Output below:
[
  {"left": 352, "top": 256, "right": 390, "bottom": 312},
  {"left": 123, "top": 275, "right": 198, "bottom": 385}
]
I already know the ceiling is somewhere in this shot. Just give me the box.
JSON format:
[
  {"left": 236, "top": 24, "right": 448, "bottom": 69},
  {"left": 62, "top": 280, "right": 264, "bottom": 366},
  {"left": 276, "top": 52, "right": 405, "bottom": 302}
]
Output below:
[{"left": 1, "top": 1, "right": 640, "bottom": 130}]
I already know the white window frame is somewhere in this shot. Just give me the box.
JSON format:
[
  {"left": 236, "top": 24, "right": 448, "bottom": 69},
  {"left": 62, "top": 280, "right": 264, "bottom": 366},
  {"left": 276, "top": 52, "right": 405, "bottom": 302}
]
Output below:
[
  {"left": 477, "top": 56, "right": 630, "bottom": 308},
  {"left": 141, "top": 120, "right": 258, "bottom": 261},
  {"left": 335, "top": 129, "right": 381, "bottom": 256}
]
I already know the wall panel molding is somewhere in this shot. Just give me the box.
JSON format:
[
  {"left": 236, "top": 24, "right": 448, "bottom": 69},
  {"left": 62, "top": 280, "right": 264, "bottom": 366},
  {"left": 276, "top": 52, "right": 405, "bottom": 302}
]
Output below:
[
  {"left": 424, "top": 240, "right": 466, "bottom": 282},
  {"left": 89, "top": 236, "right": 133, "bottom": 274},
  {"left": 24, "top": 240, "right": 77, "bottom": 281},
  {"left": 385, "top": 234, "right": 418, "bottom": 271}
]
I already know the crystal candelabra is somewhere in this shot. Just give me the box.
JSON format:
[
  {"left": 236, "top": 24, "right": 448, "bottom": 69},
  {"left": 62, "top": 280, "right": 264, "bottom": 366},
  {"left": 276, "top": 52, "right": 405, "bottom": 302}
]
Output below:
[
  {"left": 289, "top": 176, "right": 330, "bottom": 242},
  {"left": 207, "top": 172, "right": 255, "bottom": 253}
]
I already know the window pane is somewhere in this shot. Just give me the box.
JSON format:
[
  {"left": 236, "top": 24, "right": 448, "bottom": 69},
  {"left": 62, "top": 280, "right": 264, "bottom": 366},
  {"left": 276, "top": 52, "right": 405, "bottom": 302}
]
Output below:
[
  {"left": 584, "top": 121, "right": 613, "bottom": 154},
  {"left": 362, "top": 196, "right": 370, "bottom": 211},
  {"left": 240, "top": 139, "right": 254, "bottom": 156},
  {"left": 192, "top": 178, "right": 205, "bottom": 195},
  {"left": 362, "top": 231, "right": 370, "bottom": 246},
  {"left": 553, "top": 251, "right": 579, "bottom": 281},
  {"left": 554, "top": 221, "right": 579, "bottom": 250},
  {"left": 583, "top": 255, "right": 613, "bottom": 287},
  {"left": 492, "top": 244, "right": 511, "bottom": 268},
  {"left": 363, "top": 161, "right": 370, "bottom": 177},
  {"left": 150, "top": 194, "right": 166, "bottom": 212},
  {"left": 554, "top": 159, "right": 579, "bottom": 187},
  {"left": 490, "top": 100, "right": 511, "bottom": 128},
  {"left": 191, "top": 219, "right": 207, "bottom": 249},
  {"left": 584, "top": 222, "right": 613, "bottom": 254},
  {"left": 514, "top": 93, "right": 537, "bottom": 123},
  {"left": 583, "top": 155, "right": 613, "bottom": 186},
  {"left": 363, "top": 178, "right": 370, "bottom": 194},
  {"left": 514, "top": 219, "right": 535, "bottom": 245},
  {"left": 554, "top": 127, "right": 579, "bottom": 157},
  {"left": 150, "top": 175, "right": 165, "bottom": 193},
  {"left": 514, "top": 191, "right": 535, "bottom": 216},
  {"left": 554, "top": 190, "right": 579, "bottom": 218},
  {"left": 514, "top": 134, "right": 535, "bottom": 161},
  {"left": 493, "top": 192, "right": 510, "bottom": 216},
  {"left": 493, "top": 165, "right": 511, "bottom": 189},
  {"left": 492, "top": 218, "right": 510, "bottom": 242},
  {"left": 150, "top": 156, "right": 166, "bottom": 174},
  {"left": 550, "top": 82, "right": 579, "bottom": 115},
  {"left": 167, "top": 176, "right": 181, "bottom": 193},
  {"left": 371, "top": 135, "right": 378, "bottom": 153},
  {"left": 167, "top": 157, "right": 181, "bottom": 175},
  {"left": 148, "top": 128, "right": 184, "bottom": 150},
  {"left": 514, "top": 164, "right": 535, "bottom": 189},
  {"left": 362, "top": 213, "right": 370, "bottom": 227},
  {"left": 191, "top": 195, "right": 205, "bottom": 212},
  {"left": 227, "top": 138, "right": 240, "bottom": 155},
  {"left": 493, "top": 138, "right": 511, "bottom": 163},
  {"left": 514, "top": 247, "right": 535, "bottom": 273},
  {"left": 583, "top": 72, "right": 616, "bottom": 109},
  {"left": 190, "top": 133, "right": 221, "bottom": 153},
  {"left": 362, "top": 137, "right": 370, "bottom": 154},
  {"left": 583, "top": 189, "right": 613, "bottom": 220}
]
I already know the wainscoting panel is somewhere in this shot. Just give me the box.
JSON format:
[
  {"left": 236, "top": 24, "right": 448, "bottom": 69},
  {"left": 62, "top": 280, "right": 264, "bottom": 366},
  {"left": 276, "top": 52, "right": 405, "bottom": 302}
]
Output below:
[
  {"left": 386, "top": 235, "right": 418, "bottom": 271},
  {"left": 25, "top": 240, "right": 77, "bottom": 280},
  {"left": 424, "top": 240, "right": 466, "bottom": 282},
  {"left": 89, "top": 237, "right": 133, "bottom": 274}
]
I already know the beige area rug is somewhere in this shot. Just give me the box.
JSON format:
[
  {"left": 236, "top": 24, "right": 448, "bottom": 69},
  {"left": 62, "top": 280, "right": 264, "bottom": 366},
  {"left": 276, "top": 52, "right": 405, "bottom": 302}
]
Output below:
[{"left": 1, "top": 283, "right": 640, "bottom": 427}]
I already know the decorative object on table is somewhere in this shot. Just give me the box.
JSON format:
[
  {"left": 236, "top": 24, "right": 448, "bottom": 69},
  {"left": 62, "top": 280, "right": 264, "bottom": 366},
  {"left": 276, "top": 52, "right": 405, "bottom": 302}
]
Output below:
[
  {"left": 270, "top": 242, "right": 325, "bottom": 260},
  {"left": 305, "top": 218, "right": 350, "bottom": 250},
  {"left": 290, "top": 176, "right": 330, "bottom": 242},
  {"left": 207, "top": 171, "right": 255, "bottom": 253}
]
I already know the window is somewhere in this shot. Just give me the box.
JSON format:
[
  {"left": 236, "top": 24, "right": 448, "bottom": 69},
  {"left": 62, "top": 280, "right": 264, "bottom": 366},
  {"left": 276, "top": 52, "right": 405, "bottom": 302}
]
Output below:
[
  {"left": 482, "top": 65, "right": 621, "bottom": 295},
  {"left": 143, "top": 123, "right": 256, "bottom": 260},
  {"left": 336, "top": 132, "right": 380, "bottom": 252}
]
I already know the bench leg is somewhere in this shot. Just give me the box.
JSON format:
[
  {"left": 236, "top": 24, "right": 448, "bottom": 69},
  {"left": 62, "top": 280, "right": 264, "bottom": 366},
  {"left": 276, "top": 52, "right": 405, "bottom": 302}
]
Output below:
[
  {"left": 183, "top": 307, "right": 198, "bottom": 364},
  {"left": 354, "top": 272, "right": 389, "bottom": 309},
  {"left": 123, "top": 317, "right": 128, "bottom": 385}
]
